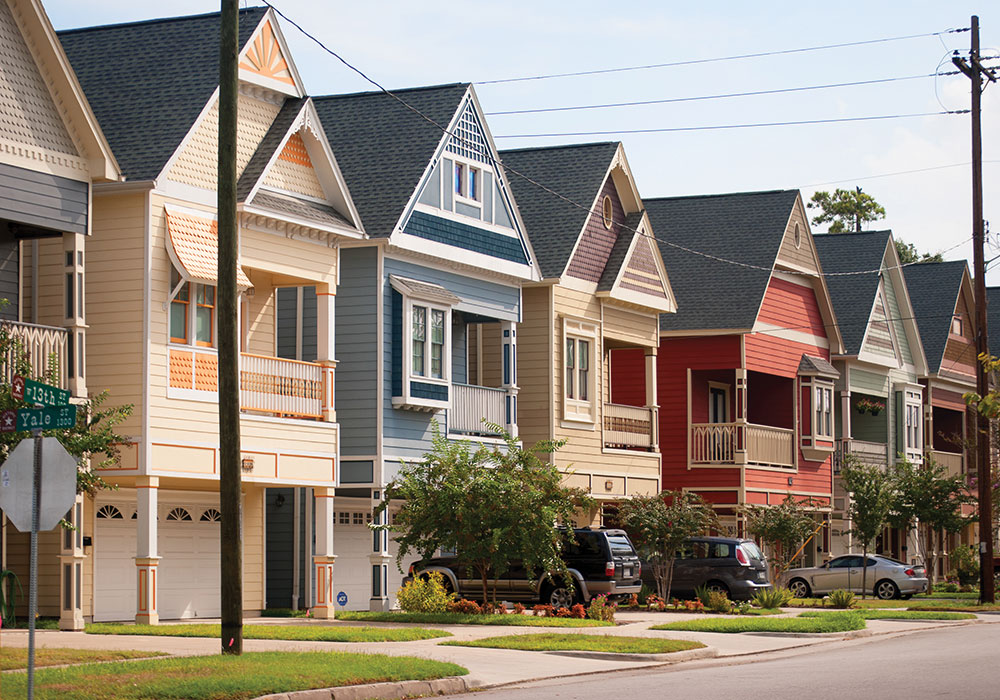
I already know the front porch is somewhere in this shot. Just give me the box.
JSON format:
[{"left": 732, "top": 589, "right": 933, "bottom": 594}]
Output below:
[{"left": 448, "top": 316, "right": 518, "bottom": 438}]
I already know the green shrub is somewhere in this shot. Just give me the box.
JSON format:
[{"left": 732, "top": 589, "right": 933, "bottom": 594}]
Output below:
[
  {"left": 587, "top": 594, "right": 616, "bottom": 622},
  {"left": 950, "top": 545, "right": 979, "bottom": 587},
  {"left": 704, "top": 591, "right": 732, "bottom": 614},
  {"left": 827, "top": 589, "right": 857, "bottom": 609},
  {"left": 939, "top": 582, "right": 959, "bottom": 593},
  {"left": 731, "top": 601, "right": 753, "bottom": 615},
  {"left": 694, "top": 585, "right": 712, "bottom": 606},
  {"left": 396, "top": 571, "right": 454, "bottom": 613},
  {"left": 752, "top": 587, "right": 793, "bottom": 609}
]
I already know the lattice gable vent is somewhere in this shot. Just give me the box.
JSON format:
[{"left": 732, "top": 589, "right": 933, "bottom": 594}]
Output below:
[{"left": 444, "top": 102, "right": 492, "bottom": 165}]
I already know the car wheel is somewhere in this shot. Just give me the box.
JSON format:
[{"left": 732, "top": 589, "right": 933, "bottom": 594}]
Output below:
[
  {"left": 788, "top": 578, "right": 811, "bottom": 598},
  {"left": 544, "top": 583, "right": 578, "bottom": 608},
  {"left": 875, "top": 579, "right": 900, "bottom": 600},
  {"left": 706, "top": 580, "right": 730, "bottom": 597}
]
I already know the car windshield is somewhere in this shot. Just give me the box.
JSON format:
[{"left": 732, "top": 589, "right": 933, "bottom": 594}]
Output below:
[
  {"left": 606, "top": 535, "right": 635, "bottom": 555},
  {"left": 740, "top": 541, "right": 765, "bottom": 562}
]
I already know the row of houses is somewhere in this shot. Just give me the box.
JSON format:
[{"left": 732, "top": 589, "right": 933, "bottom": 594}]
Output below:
[{"left": 0, "top": 1, "right": 985, "bottom": 628}]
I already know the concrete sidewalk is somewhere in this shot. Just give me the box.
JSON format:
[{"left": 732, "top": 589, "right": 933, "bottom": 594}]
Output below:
[{"left": 1, "top": 610, "right": 990, "bottom": 689}]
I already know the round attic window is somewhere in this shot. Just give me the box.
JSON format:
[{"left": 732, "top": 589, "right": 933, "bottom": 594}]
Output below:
[
  {"left": 794, "top": 222, "right": 802, "bottom": 248},
  {"left": 602, "top": 195, "right": 614, "bottom": 229}
]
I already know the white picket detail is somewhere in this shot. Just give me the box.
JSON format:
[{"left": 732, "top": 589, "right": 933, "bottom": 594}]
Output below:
[
  {"left": 240, "top": 353, "right": 323, "bottom": 419},
  {"left": 691, "top": 422, "right": 737, "bottom": 463},
  {"left": 1, "top": 321, "right": 69, "bottom": 389},
  {"left": 450, "top": 383, "right": 506, "bottom": 435},
  {"left": 603, "top": 403, "right": 653, "bottom": 448},
  {"left": 746, "top": 424, "right": 795, "bottom": 468}
]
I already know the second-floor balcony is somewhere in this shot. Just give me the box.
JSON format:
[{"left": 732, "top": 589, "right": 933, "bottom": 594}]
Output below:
[
  {"left": 690, "top": 422, "right": 795, "bottom": 469},
  {"left": 604, "top": 403, "right": 657, "bottom": 450},
  {"left": 449, "top": 382, "right": 511, "bottom": 437},
  {"left": 928, "top": 449, "right": 964, "bottom": 479},
  {"left": 834, "top": 438, "right": 888, "bottom": 473},
  {"left": 1, "top": 320, "right": 69, "bottom": 391}
]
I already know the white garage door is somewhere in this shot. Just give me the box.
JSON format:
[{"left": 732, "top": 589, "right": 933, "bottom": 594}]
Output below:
[{"left": 94, "top": 502, "right": 221, "bottom": 622}]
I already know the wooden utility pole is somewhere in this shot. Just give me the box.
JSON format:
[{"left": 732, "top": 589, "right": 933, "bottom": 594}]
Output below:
[
  {"left": 218, "top": 0, "right": 243, "bottom": 651},
  {"left": 954, "top": 15, "right": 996, "bottom": 604}
]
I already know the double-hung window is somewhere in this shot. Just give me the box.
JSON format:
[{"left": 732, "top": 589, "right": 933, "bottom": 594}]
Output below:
[
  {"left": 170, "top": 267, "right": 215, "bottom": 347},
  {"left": 565, "top": 338, "right": 589, "bottom": 402},
  {"left": 411, "top": 306, "right": 446, "bottom": 379},
  {"left": 562, "top": 319, "right": 597, "bottom": 424},
  {"left": 814, "top": 384, "right": 833, "bottom": 439},
  {"left": 900, "top": 387, "right": 923, "bottom": 459}
]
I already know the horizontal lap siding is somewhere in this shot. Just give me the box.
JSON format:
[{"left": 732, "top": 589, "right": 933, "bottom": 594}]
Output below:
[
  {"left": 756, "top": 278, "right": 826, "bottom": 336},
  {"left": 942, "top": 292, "right": 976, "bottom": 379},
  {"left": 515, "top": 286, "right": 552, "bottom": 448},
  {"left": 0, "top": 163, "right": 88, "bottom": 235},
  {"left": 745, "top": 333, "right": 828, "bottom": 377},
  {"left": 336, "top": 248, "right": 378, "bottom": 456}
]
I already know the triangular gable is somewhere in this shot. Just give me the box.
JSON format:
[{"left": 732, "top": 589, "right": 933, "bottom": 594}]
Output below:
[
  {"left": 860, "top": 282, "right": 899, "bottom": 362},
  {"left": 261, "top": 133, "right": 326, "bottom": 200},
  {"left": 238, "top": 16, "right": 302, "bottom": 96},
  {"left": 880, "top": 236, "right": 926, "bottom": 374},
  {"left": 603, "top": 227, "right": 676, "bottom": 313}
]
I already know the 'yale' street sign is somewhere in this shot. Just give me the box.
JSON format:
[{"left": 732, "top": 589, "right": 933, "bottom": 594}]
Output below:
[
  {"left": 13, "top": 376, "right": 71, "bottom": 408},
  {"left": 15, "top": 405, "right": 77, "bottom": 432}
]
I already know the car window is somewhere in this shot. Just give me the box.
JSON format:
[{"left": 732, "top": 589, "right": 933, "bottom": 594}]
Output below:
[
  {"left": 568, "top": 533, "right": 603, "bottom": 557},
  {"left": 741, "top": 542, "right": 765, "bottom": 562},
  {"left": 606, "top": 534, "right": 635, "bottom": 555},
  {"left": 865, "top": 558, "right": 878, "bottom": 567},
  {"left": 829, "top": 556, "right": 857, "bottom": 568},
  {"left": 709, "top": 542, "right": 733, "bottom": 558},
  {"left": 690, "top": 542, "right": 709, "bottom": 559}
]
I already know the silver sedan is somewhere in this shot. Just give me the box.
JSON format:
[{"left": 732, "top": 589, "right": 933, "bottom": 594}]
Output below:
[{"left": 785, "top": 554, "right": 929, "bottom": 600}]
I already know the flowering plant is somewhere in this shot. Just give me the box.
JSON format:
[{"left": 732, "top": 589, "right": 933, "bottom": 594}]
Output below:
[{"left": 856, "top": 398, "right": 885, "bottom": 415}]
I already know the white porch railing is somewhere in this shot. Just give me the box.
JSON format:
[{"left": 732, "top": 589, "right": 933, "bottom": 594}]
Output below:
[
  {"left": 835, "top": 439, "right": 888, "bottom": 473},
  {"left": 603, "top": 403, "right": 655, "bottom": 449},
  {"left": 1, "top": 320, "right": 69, "bottom": 389},
  {"left": 239, "top": 353, "right": 324, "bottom": 419},
  {"left": 691, "top": 422, "right": 794, "bottom": 468},
  {"left": 450, "top": 382, "right": 506, "bottom": 436},
  {"left": 929, "top": 449, "right": 964, "bottom": 479}
]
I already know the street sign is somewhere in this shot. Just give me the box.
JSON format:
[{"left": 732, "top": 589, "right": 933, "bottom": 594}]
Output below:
[
  {"left": 21, "top": 377, "right": 70, "bottom": 408},
  {"left": 0, "top": 436, "right": 78, "bottom": 532},
  {"left": 11, "top": 375, "right": 24, "bottom": 401},
  {"left": 16, "top": 405, "right": 77, "bottom": 432}
]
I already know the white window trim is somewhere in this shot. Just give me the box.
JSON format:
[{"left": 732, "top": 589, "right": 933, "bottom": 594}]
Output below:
[
  {"left": 562, "top": 317, "right": 598, "bottom": 425},
  {"left": 169, "top": 268, "right": 217, "bottom": 349},
  {"left": 898, "top": 384, "right": 924, "bottom": 459},
  {"left": 813, "top": 381, "right": 834, "bottom": 440},
  {"left": 390, "top": 276, "right": 458, "bottom": 411}
]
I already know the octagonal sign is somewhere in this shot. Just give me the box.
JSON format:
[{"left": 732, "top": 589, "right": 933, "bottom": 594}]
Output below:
[{"left": 0, "top": 437, "right": 78, "bottom": 532}]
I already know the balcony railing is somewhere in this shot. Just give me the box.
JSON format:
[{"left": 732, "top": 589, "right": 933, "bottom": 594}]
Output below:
[
  {"left": 834, "top": 439, "right": 888, "bottom": 473},
  {"left": 450, "top": 382, "right": 506, "bottom": 436},
  {"left": 604, "top": 403, "right": 655, "bottom": 450},
  {"left": 1, "top": 320, "right": 69, "bottom": 390},
  {"left": 928, "top": 449, "right": 964, "bottom": 478},
  {"left": 690, "top": 422, "right": 794, "bottom": 468},
  {"left": 240, "top": 353, "right": 324, "bottom": 419}
]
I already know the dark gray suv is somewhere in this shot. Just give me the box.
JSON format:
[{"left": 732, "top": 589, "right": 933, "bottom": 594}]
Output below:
[{"left": 642, "top": 536, "right": 770, "bottom": 601}]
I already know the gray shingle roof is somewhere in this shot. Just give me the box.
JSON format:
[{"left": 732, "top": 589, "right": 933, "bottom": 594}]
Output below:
[
  {"left": 499, "top": 143, "right": 619, "bottom": 280},
  {"left": 798, "top": 354, "right": 840, "bottom": 378},
  {"left": 312, "top": 84, "right": 469, "bottom": 239},
  {"left": 58, "top": 7, "right": 267, "bottom": 182},
  {"left": 597, "top": 211, "right": 644, "bottom": 292},
  {"left": 644, "top": 190, "right": 799, "bottom": 332},
  {"left": 237, "top": 98, "right": 307, "bottom": 202},
  {"left": 903, "top": 260, "right": 969, "bottom": 373},
  {"left": 813, "top": 231, "right": 891, "bottom": 355},
  {"left": 248, "top": 191, "right": 351, "bottom": 228}
]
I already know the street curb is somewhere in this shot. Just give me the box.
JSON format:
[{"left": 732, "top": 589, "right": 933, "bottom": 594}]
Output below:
[
  {"left": 747, "top": 629, "right": 872, "bottom": 639},
  {"left": 542, "top": 646, "right": 718, "bottom": 663},
  {"left": 253, "top": 675, "right": 475, "bottom": 700}
]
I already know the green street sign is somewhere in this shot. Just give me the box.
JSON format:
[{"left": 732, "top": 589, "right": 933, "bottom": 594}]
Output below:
[
  {"left": 16, "top": 405, "right": 77, "bottom": 432},
  {"left": 22, "top": 378, "right": 70, "bottom": 408}
]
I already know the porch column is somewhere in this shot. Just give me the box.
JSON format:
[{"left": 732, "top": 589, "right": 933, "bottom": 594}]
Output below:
[
  {"left": 734, "top": 368, "right": 748, "bottom": 465},
  {"left": 369, "top": 489, "right": 392, "bottom": 611},
  {"left": 839, "top": 389, "right": 852, "bottom": 473},
  {"left": 501, "top": 320, "right": 518, "bottom": 437},
  {"left": 63, "top": 232, "right": 86, "bottom": 397},
  {"left": 58, "top": 493, "right": 85, "bottom": 630},
  {"left": 311, "top": 487, "right": 336, "bottom": 619},
  {"left": 316, "top": 285, "right": 337, "bottom": 423},
  {"left": 645, "top": 347, "right": 659, "bottom": 451},
  {"left": 135, "top": 476, "right": 159, "bottom": 624}
]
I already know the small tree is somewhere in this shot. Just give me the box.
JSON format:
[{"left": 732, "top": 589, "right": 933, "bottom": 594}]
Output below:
[
  {"left": 842, "top": 457, "right": 895, "bottom": 598},
  {"left": 888, "top": 457, "right": 974, "bottom": 584},
  {"left": 895, "top": 239, "right": 943, "bottom": 265},
  {"left": 807, "top": 187, "right": 885, "bottom": 233},
  {"left": 378, "top": 426, "right": 591, "bottom": 603},
  {"left": 742, "top": 495, "right": 818, "bottom": 584},
  {"left": 618, "top": 490, "right": 717, "bottom": 600}
]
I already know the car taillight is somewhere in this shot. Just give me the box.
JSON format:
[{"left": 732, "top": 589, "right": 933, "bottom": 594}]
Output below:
[
  {"left": 904, "top": 568, "right": 916, "bottom": 577},
  {"left": 605, "top": 561, "right": 616, "bottom": 578},
  {"left": 736, "top": 547, "right": 749, "bottom": 566},
  {"left": 636, "top": 561, "right": 641, "bottom": 577},
  {"left": 408, "top": 564, "right": 415, "bottom": 576}
]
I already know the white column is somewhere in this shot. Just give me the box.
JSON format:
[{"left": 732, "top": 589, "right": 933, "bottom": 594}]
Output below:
[
  {"left": 369, "top": 489, "right": 392, "bottom": 611},
  {"left": 58, "top": 493, "right": 85, "bottom": 630},
  {"left": 311, "top": 487, "right": 336, "bottom": 618},
  {"left": 501, "top": 320, "right": 518, "bottom": 437},
  {"left": 135, "top": 476, "right": 159, "bottom": 624},
  {"left": 645, "top": 347, "right": 659, "bottom": 452},
  {"left": 316, "top": 286, "right": 337, "bottom": 423},
  {"left": 62, "top": 232, "right": 86, "bottom": 397}
]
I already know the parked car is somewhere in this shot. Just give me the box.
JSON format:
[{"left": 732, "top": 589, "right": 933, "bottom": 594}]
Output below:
[
  {"left": 785, "top": 554, "right": 928, "bottom": 600},
  {"left": 641, "top": 536, "right": 771, "bottom": 601},
  {"left": 404, "top": 528, "right": 642, "bottom": 607}
]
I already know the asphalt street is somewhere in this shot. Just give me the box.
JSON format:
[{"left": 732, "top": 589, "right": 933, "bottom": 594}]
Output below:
[{"left": 461, "top": 622, "right": 1000, "bottom": 700}]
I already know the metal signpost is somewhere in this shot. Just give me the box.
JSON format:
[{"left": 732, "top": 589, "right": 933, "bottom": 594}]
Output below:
[{"left": 0, "top": 376, "right": 79, "bottom": 699}]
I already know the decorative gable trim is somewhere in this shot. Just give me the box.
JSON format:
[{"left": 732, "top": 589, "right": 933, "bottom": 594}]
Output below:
[
  {"left": 237, "top": 13, "right": 303, "bottom": 97},
  {"left": 600, "top": 216, "right": 676, "bottom": 313},
  {"left": 881, "top": 235, "right": 928, "bottom": 376}
]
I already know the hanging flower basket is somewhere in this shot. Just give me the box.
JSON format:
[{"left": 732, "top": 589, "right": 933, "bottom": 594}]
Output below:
[{"left": 855, "top": 398, "right": 885, "bottom": 416}]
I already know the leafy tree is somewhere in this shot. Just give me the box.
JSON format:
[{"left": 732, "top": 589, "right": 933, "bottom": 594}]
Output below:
[
  {"left": 842, "top": 457, "right": 895, "bottom": 598},
  {"left": 617, "top": 490, "right": 717, "bottom": 600},
  {"left": 895, "top": 239, "right": 944, "bottom": 265},
  {"left": 808, "top": 187, "right": 885, "bottom": 233},
  {"left": 377, "top": 425, "right": 592, "bottom": 603},
  {"left": 742, "top": 495, "right": 818, "bottom": 583},
  {"left": 887, "top": 457, "right": 974, "bottom": 584}
]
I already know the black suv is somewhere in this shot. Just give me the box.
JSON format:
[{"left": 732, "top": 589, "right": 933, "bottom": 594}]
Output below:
[
  {"left": 405, "top": 528, "right": 642, "bottom": 607},
  {"left": 641, "top": 536, "right": 770, "bottom": 601}
]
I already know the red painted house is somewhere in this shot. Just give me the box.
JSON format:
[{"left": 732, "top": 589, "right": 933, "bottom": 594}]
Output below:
[{"left": 611, "top": 190, "right": 844, "bottom": 563}]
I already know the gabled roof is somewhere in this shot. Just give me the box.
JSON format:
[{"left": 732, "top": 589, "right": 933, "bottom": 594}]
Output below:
[
  {"left": 903, "top": 260, "right": 969, "bottom": 373},
  {"left": 312, "top": 84, "right": 470, "bottom": 239},
  {"left": 237, "top": 97, "right": 307, "bottom": 201},
  {"left": 58, "top": 7, "right": 267, "bottom": 181},
  {"left": 798, "top": 354, "right": 839, "bottom": 378},
  {"left": 499, "top": 142, "right": 619, "bottom": 280},
  {"left": 597, "top": 210, "right": 644, "bottom": 292},
  {"left": 644, "top": 190, "right": 799, "bottom": 332},
  {"left": 813, "top": 231, "right": 892, "bottom": 355}
]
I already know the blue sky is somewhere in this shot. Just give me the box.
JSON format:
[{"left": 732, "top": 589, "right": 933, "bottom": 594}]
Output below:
[{"left": 44, "top": 1, "right": 1000, "bottom": 281}]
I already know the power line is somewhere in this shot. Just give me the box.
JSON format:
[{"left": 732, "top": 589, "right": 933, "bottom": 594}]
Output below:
[
  {"left": 493, "top": 111, "right": 968, "bottom": 139},
  {"left": 478, "top": 29, "right": 969, "bottom": 85},
  {"left": 485, "top": 73, "right": 950, "bottom": 116},
  {"left": 801, "top": 160, "right": 1000, "bottom": 188}
]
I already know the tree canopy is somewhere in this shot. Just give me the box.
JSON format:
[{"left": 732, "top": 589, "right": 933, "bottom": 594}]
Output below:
[
  {"left": 808, "top": 188, "right": 885, "bottom": 233},
  {"left": 842, "top": 457, "right": 896, "bottom": 597},
  {"left": 895, "top": 240, "right": 944, "bottom": 265},
  {"left": 742, "top": 495, "right": 818, "bottom": 583}
]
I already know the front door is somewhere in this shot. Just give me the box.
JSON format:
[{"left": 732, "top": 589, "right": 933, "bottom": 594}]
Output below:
[{"left": 708, "top": 386, "right": 730, "bottom": 461}]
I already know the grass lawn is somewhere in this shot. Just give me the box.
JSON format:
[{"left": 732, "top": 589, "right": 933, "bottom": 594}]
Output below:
[
  {"left": 336, "top": 611, "right": 613, "bottom": 627},
  {"left": 0, "top": 648, "right": 166, "bottom": 671},
  {"left": 0, "top": 651, "right": 466, "bottom": 700},
  {"left": 650, "top": 612, "right": 866, "bottom": 634},
  {"left": 85, "top": 623, "right": 450, "bottom": 642},
  {"left": 5, "top": 617, "right": 60, "bottom": 630},
  {"left": 790, "top": 598, "right": 1000, "bottom": 612},
  {"left": 442, "top": 633, "right": 705, "bottom": 654},
  {"left": 915, "top": 591, "right": 980, "bottom": 600},
  {"left": 258, "top": 608, "right": 310, "bottom": 618},
  {"left": 799, "top": 610, "right": 977, "bottom": 621}
]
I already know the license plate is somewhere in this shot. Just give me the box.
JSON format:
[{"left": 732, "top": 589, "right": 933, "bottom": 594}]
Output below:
[
  {"left": 623, "top": 568, "right": 632, "bottom": 577},
  {"left": 757, "top": 572, "right": 766, "bottom": 581}
]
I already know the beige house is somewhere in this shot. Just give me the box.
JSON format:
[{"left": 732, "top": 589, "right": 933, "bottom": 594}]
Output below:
[
  {"left": 500, "top": 143, "right": 675, "bottom": 522},
  {"left": 30, "top": 7, "right": 364, "bottom": 624}
]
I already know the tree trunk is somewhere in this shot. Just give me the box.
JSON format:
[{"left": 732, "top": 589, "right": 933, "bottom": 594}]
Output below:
[
  {"left": 664, "top": 559, "right": 675, "bottom": 601},
  {"left": 925, "top": 527, "right": 939, "bottom": 587},
  {"left": 861, "top": 545, "right": 869, "bottom": 599}
]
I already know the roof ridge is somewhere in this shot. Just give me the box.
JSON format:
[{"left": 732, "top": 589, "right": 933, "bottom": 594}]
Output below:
[
  {"left": 56, "top": 6, "right": 265, "bottom": 35},
  {"left": 499, "top": 142, "right": 620, "bottom": 155},
  {"left": 645, "top": 188, "right": 797, "bottom": 203},
  {"left": 313, "top": 83, "right": 470, "bottom": 101}
]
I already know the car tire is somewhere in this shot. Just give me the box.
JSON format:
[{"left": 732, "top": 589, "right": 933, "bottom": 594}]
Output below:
[
  {"left": 706, "top": 580, "right": 730, "bottom": 597},
  {"left": 788, "top": 578, "right": 812, "bottom": 598},
  {"left": 875, "top": 579, "right": 900, "bottom": 600},
  {"left": 543, "top": 582, "right": 578, "bottom": 608}
]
